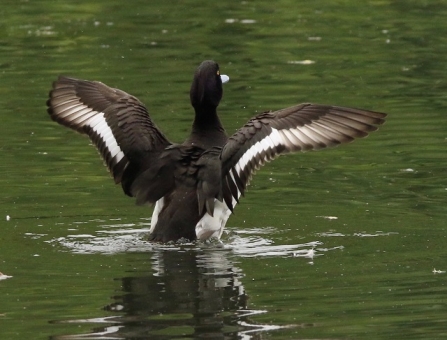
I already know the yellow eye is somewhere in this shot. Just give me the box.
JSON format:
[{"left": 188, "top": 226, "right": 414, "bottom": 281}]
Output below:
[{"left": 217, "top": 70, "right": 220, "bottom": 76}]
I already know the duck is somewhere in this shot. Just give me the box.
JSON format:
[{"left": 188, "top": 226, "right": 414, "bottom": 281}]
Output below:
[{"left": 47, "top": 60, "right": 386, "bottom": 243}]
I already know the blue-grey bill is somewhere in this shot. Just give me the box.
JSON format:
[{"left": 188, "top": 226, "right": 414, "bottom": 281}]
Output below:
[{"left": 220, "top": 74, "right": 229, "bottom": 84}]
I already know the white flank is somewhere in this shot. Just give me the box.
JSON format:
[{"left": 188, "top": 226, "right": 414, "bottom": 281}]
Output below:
[
  {"left": 150, "top": 197, "right": 164, "bottom": 233},
  {"left": 195, "top": 200, "right": 232, "bottom": 240}
]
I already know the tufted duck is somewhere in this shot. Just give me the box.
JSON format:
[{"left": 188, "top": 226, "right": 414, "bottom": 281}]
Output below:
[{"left": 47, "top": 60, "right": 386, "bottom": 242}]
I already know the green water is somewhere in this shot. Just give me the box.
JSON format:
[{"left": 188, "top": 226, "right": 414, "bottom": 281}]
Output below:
[{"left": 1, "top": 0, "right": 447, "bottom": 339}]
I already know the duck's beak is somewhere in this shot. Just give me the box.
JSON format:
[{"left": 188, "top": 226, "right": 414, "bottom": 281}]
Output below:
[{"left": 220, "top": 74, "right": 229, "bottom": 84}]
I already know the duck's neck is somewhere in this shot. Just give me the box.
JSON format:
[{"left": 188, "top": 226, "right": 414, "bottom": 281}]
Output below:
[{"left": 188, "top": 106, "right": 227, "bottom": 149}]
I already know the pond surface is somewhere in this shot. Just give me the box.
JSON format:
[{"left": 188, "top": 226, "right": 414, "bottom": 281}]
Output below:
[{"left": 1, "top": 0, "right": 447, "bottom": 339}]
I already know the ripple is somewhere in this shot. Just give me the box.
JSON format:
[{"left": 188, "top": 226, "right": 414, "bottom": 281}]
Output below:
[
  {"left": 42, "top": 219, "right": 341, "bottom": 261},
  {"left": 316, "top": 231, "right": 398, "bottom": 238}
]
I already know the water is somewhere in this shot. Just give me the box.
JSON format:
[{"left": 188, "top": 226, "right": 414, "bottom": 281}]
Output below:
[{"left": 2, "top": 0, "right": 447, "bottom": 338}]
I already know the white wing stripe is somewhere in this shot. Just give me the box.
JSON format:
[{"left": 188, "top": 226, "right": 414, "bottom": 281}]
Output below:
[
  {"left": 238, "top": 151, "right": 247, "bottom": 172},
  {"left": 101, "top": 129, "right": 114, "bottom": 143},
  {"left": 269, "top": 128, "right": 282, "bottom": 146},
  {"left": 228, "top": 171, "right": 241, "bottom": 204},
  {"left": 88, "top": 113, "right": 126, "bottom": 163},
  {"left": 102, "top": 137, "right": 121, "bottom": 159},
  {"left": 259, "top": 135, "right": 272, "bottom": 152},
  {"left": 228, "top": 123, "right": 339, "bottom": 200},
  {"left": 88, "top": 114, "right": 103, "bottom": 129},
  {"left": 230, "top": 128, "right": 282, "bottom": 192},
  {"left": 114, "top": 152, "right": 125, "bottom": 164},
  {"left": 240, "top": 146, "right": 254, "bottom": 172},
  {"left": 235, "top": 162, "right": 242, "bottom": 177},
  {"left": 257, "top": 138, "right": 269, "bottom": 158}
]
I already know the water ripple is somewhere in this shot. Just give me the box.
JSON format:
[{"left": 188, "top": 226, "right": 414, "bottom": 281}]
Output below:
[{"left": 41, "top": 218, "right": 343, "bottom": 261}]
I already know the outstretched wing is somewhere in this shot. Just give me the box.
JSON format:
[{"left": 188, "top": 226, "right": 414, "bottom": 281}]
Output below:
[
  {"left": 220, "top": 103, "right": 387, "bottom": 210},
  {"left": 47, "top": 76, "right": 171, "bottom": 195}
]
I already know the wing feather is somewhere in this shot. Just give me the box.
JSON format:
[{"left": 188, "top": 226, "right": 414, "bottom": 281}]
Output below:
[
  {"left": 47, "top": 76, "right": 171, "bottom": 192},
  {"left": 220, "top": 103, "right": 386, "bottom": 207}
]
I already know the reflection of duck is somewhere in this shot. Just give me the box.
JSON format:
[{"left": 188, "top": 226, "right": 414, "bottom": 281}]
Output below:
[
  {"left": 104, "top": 249, "right": 251, "bottom": 338},
  {"left": 47, "top": 60, "right": 386, "bottom": 243},
  {"left": 51, "top": 248, "right": 276, "bottom": 339}
]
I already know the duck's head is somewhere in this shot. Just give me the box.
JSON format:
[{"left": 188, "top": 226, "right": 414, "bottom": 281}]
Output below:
[{"left": 190, "top": 60, "right": 229, "bottom": 111}]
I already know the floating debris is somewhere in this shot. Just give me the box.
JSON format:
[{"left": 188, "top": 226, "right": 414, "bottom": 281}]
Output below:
[
  {"left": 0, "top": 272, "right": 12, "bottom": 280},
  {"left": 287, "top": 60, "right": 315, "bottom": 65},
  {"left": 316, "top": 215, "right": 338, "bottom": 220},
  {"left": 224, "top": 19, "right": 256, "bottom": 24},
  {"left": 433, "top": 268, "right": 446, "bottom": 274}
]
